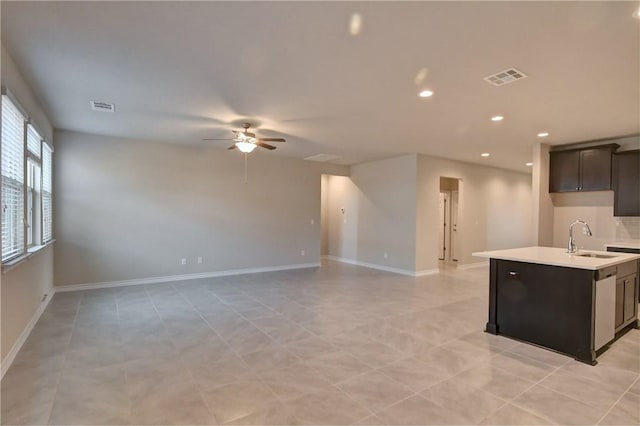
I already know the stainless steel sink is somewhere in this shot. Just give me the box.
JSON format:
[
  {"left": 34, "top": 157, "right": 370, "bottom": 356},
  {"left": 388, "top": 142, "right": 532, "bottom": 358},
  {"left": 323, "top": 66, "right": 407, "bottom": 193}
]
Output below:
[{"left": 576, "top": 253, "right": 617, "bottom": 259}]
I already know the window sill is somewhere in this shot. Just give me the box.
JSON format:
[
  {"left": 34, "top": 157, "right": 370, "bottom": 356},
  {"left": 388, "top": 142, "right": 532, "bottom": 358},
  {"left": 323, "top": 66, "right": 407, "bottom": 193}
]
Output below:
[{"left": 2, "top": 240, "right": 55, "bottom": 274}]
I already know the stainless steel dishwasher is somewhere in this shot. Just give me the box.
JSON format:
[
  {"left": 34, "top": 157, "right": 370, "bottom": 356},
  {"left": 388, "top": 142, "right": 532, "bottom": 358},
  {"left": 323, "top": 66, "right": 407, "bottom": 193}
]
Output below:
[{"left": 594, "top": 266, "right": 616, "bottom": 351}]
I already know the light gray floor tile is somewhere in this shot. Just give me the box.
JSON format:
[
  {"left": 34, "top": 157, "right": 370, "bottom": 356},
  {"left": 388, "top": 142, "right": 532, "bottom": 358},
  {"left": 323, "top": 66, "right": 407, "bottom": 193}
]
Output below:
[
  {"left": 479, "top": 403, "right": 552, "bottom": 425},
  {"left": 508, "top": 342, "right": 572, "bottom": 368},
  {"left": 283, "top": 335, "right": 340, "bottom": 361},
  {"left": 487, "top": 351, "right": 557, "bottom": 382},
  {"left": 560, "top": 361, "right": 639, "bottom": 394},
  {"left": 375, "top": 394, "right": 468, "bottom": 425},
  {"left": 336, "top": 370, "right": 414, "bottom": 413},
  {"left": 284, "top": 385, "right": 371, "bottom": 425},
  {"left": 352, "top": 414, "right": 387, "bottom": 425},
  {"left": 201, "top": 378, "right": 280, "bottom": 424},
  {"left": 377, "top": 356, "right": 449, "bottom": 393},
  {"left": 3, "top": 261, "right": 638, "bottom": 425},
  {"left": 188, "top": 355, "right": 254, "bottom": 392},
  {"left": 241, "top": 346, "right": 301, "bottom": 373},
  {"left": 128, "top": 375, "right": 212, "bottom": 425},
  {"left": 538, "top": 370, "right": 626, "bottom": 412},
  {"left": 599, "top": 392, "right": 640, "bottom": 425},
  {"left": 1, "top": 368, "right": 59, "bottom": 426},
  {"left": 259, "top": 363, "right": 332, "bottom": 402},
  {"left": 454, "top": 359, "right": 536, "bottom": 400},
  {"left": 513, "top": 385, "right": 607, "bottom": 425},
  {"left": 224, "top": 401, "right": 300, "bottom": 425},
  {"left": 49, "top": 364, "right": 130, "bottom": 425},
  {"left": 304, "top": 350, "right": 372, "bottom": 384},
  {"left": 421, "top": 377, "right": 507, "bottom": 423}
]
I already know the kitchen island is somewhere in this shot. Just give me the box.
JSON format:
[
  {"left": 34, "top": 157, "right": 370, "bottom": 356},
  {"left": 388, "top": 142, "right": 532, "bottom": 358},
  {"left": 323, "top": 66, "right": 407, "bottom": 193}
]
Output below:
[{"left": 474, "top": 247, "right": 640, "bottom": 365}]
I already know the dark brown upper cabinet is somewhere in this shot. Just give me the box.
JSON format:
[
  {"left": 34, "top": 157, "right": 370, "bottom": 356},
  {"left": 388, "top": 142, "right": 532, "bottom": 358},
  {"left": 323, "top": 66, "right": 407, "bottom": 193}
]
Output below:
[
  {"left": 549, "top": 144, "right": 619, "bottom": 193},
  {"left": 613, "top": 150, "right": 640, "bottom": 217}
]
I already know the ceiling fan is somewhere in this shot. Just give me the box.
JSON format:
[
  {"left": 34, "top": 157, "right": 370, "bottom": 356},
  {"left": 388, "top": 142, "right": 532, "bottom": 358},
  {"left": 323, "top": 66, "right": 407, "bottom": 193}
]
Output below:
[{"left": 203, "top": 122, "right": 286, "bottom": 153}]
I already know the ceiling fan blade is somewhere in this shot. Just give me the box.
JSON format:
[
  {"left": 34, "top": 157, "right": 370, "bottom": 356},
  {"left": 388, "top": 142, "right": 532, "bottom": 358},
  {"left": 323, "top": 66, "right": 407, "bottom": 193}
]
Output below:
[
  {"left": 227, "top": 145, "right": 237, "bottom": 150},
  {"left": 258, "top": 138, "right": 286, "bottom": 142},
  {"left": 256, "top": 142, "right": 276, "bottom": 150}
]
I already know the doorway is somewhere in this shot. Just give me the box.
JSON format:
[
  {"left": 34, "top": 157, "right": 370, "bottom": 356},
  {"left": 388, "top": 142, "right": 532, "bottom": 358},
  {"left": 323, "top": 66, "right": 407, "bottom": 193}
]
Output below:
[{"left": 438, "top": 177, "right": 460, "bottom": 264}]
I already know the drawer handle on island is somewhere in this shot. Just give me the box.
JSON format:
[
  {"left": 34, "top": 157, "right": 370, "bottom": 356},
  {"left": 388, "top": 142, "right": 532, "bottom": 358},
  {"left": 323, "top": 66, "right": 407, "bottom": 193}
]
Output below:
[{"left": 508, "top": 271, "right": 520, "bottom": 278}]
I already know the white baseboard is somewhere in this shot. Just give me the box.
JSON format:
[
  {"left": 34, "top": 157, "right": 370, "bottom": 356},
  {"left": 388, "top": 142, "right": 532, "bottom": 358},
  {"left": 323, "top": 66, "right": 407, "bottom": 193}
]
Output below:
[
  {"left": 323, "top": 255, "right": 438, "bottom": 277},
  {"left": 55, "top": 262, "right": 321, "bottom": 292},
  {"left": 1, "top": 290, "right": 53, "bottom": 379},
  {"left": 415, "top": 268, "right": 441, "bottom": 277},
  {"left": 457, "top": 261, "right": 489, "bottom": 270}
]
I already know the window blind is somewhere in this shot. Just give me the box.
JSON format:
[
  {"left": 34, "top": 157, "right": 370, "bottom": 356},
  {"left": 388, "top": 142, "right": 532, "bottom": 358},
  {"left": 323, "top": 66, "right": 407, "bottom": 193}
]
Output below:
[
  {"left": 42, "top": 143, "right": 53, "bottom": 243},
  {"left": 1, "top": 95, "right": 26, "bottom": 261},
  {"left": 26, "top": 124, "right": 41, "bottom": 158}
]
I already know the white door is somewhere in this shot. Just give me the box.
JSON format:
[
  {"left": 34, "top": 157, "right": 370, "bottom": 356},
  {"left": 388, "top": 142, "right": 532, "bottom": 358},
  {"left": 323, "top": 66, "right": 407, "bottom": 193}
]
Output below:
[
  {"left": 438, "top": 193, "right": 445, "bottom": 259},
  {"left": 438, "top": 192, "right": 450, "bottom": 260},
  {"left": 451, "top": 190, "right": 459, "bottom": 261}
]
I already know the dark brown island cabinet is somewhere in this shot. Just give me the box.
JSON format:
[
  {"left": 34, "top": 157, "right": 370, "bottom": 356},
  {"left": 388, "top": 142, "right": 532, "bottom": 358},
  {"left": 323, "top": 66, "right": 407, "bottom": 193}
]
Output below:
[
  {"left": 612, "top": 150, "right": 640, "bottom": 217},
  {"left": 549, "top": 144, "right": 619, "bottom": 193},
  {"left": 474, "top": 247, "right": 640, "bottom": 366}
]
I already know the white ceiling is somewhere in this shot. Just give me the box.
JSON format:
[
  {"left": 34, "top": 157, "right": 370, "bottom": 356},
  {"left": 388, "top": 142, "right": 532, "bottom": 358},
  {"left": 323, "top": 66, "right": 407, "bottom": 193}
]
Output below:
[{"left": 2, "top": 1, "right": 639, "bottom": 172}]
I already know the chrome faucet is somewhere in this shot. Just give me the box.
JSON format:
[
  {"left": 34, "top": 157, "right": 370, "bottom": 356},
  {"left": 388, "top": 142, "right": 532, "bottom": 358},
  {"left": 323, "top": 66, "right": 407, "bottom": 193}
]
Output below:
[{"left": 568, "top": 220, "right": 593, "bottom": 253}]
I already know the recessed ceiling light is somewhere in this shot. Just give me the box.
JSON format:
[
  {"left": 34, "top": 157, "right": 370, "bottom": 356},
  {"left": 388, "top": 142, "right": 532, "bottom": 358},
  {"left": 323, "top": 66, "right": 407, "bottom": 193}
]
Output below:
[
  {"left": 419, "top": 90, "right": 434, "bottom": 98},
  {"left": 491, "top": 115, "right": 504, "bottom": 122},
  {"left": 537, "top": 132, "right": 549, "bottom": 138},
  {"left": 481, "top": 153, "right": 490, "bottom": 157},
  {"left": 526, "top": 162, "right": 533, "bottom": 166}
]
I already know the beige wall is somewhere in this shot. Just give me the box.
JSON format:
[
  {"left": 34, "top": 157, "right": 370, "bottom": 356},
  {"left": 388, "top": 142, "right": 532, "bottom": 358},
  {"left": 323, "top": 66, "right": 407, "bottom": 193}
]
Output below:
[
  {"left": 1, "top": 46, "right": 55, "bottom": 363},
  {"left": 322, "top": 155, "right": 418, "bottom": 272},
  {"left": 552, "top": 192, "right": 640, "bottom": 250},
  {"left": 323, "top": 154, "right": 532, "bottom": 274},
  {"left": 320, "top": 174, "right": 330, "bottom": 256},
  {"left": 1, "top": 248, "right": 54, "bottom": 361},
  {"left": 54, "top": 130, "right": 348, "bottom": 286},
  {"left": 531, "top": 143, "right": 554, "bottom": 246},
  {"left": 416, "top": 154, "right": 533, "bottom": 271}
]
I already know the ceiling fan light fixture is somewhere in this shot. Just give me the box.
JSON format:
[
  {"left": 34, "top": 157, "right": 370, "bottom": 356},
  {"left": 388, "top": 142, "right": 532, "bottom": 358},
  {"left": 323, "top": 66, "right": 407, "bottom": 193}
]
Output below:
[{"left": 236, "top": 141, "right": 257, "bottom": 153}]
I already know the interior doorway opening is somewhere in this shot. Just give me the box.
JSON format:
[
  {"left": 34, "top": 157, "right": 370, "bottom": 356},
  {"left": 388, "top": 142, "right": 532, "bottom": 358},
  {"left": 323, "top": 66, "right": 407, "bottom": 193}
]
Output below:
[{"left": 438, "top": 177, "right": 460, "bottom": 265}]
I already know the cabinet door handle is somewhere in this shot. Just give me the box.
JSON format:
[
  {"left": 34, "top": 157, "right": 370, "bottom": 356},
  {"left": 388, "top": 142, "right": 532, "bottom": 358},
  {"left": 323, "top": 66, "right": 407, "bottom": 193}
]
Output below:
[{"left": 508, "top": 271, "right": 520, "bottom": 278}]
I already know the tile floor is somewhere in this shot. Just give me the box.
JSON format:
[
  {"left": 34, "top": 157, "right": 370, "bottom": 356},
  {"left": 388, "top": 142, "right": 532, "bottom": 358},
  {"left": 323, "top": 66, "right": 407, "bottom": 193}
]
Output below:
[{"left": 1, "top": 260, "right": 639, "bottom": 425}]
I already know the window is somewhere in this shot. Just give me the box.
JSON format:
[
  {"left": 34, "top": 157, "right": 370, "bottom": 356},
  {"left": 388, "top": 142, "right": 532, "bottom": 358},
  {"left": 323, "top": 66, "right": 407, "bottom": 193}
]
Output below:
[
  {"left": 26, "top": 124, "right": 43, "bottom": 248},
  {"left": 42, "top": 144, "right": 53, "bottom": 243},
  {"left": 1, "top": 93, "right": 53, "bottom": 264},
  {"left": 1, "top": 95, "right": 26, "bottom": 262}
]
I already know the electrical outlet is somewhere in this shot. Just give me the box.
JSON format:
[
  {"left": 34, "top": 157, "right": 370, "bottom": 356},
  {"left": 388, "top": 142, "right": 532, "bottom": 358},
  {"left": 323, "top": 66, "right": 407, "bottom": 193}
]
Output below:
[
  {"left": 181, "top": 258, "right": 187, "bottom": 265},
  {"left": 383, "top": 252, "right": 388, "bottom": 259},
  {"left": 301, "top": 250, "right": 305, "bottom": 256},
  {"left": 197, "top": 257, "right": 203, "bottom": 264},
  {"left": 310, "top": 219, "right": 315, "bottom": 225}
]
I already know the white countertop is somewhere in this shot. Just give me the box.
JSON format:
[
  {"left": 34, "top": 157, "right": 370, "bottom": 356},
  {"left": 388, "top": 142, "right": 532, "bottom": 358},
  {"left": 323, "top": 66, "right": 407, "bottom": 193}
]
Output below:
[
  {"left": 604, "top": 240, "right": 640, "bottom": 250},
  {"left": 473, "top": 246, "right": 640, "bottom": 270}
]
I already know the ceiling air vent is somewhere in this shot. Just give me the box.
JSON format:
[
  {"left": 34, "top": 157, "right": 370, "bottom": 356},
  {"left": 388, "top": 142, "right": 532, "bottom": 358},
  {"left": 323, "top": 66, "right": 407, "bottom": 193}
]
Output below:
[
  {"left": 483, "top": 68, "right": 527, "bottom": 86},
  {"left": 90, "top": 101, "right": 115, "bottom": 112},
  {"left": 304, "top": 154, "right": 341, "bottom": 162}
]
